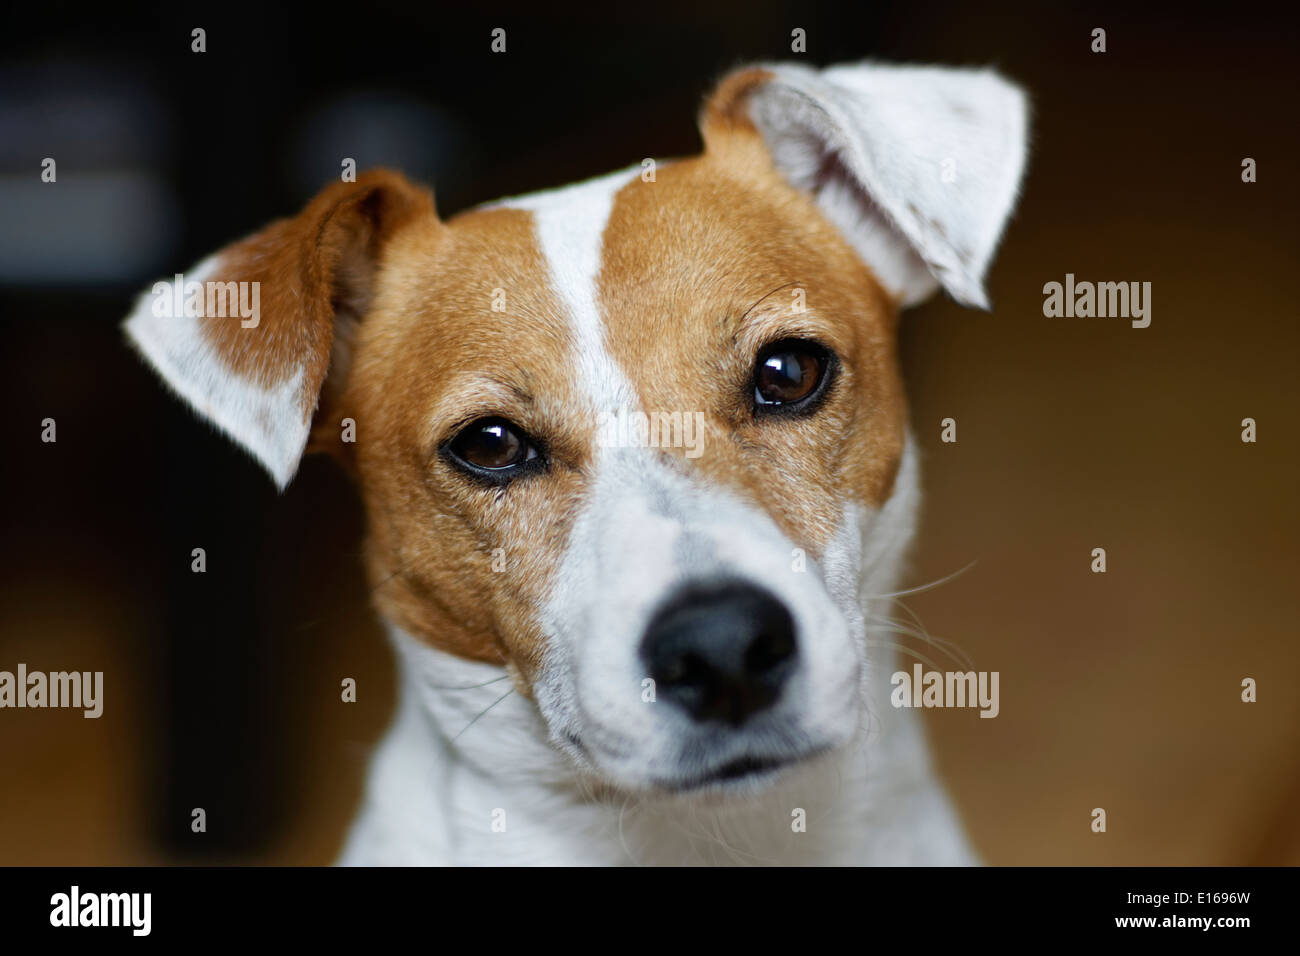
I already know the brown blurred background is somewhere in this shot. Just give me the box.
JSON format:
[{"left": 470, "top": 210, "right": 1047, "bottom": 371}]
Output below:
[{"left": 0, "top": 1, "right": 1295, "bottom": 865}]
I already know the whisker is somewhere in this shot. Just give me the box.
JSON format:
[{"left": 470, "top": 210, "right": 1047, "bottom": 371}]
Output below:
[
  {"left": 739, "top": 281, "right": 801, "bottom": 326},
  {"left": 424, "top": 675, "right": 512, "bottom": 691},
  {"left": 864, "top": 559, "right": 978, "bottom": 600},
  {"left": 873, "top": 587, "right": 977, "bottom": 660},
  {"left": 864, "top": 620, "right": 936, "bottom": 645},
  {"left": 865, "top": 613, "right": 976, "bottom": 670},
  {"left": 617, "top": 794, "right": 641, "bottom": 866},
  {"left": 452, "top": 687, "right": 515, "bottom": 741},
  {"left": 863, "top": 639, "right": 944, "bottom": 670}
]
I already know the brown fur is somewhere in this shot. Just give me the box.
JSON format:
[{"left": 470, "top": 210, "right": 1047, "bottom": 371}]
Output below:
[
  {"left": 186, "top": 75, "right": 907, "bottom": 691},
  {"left": 597, "top": 136, "right": 905, "bottom": 560},
  {"left": 200, "top": 171, "right": 435, "bottom": 429}
]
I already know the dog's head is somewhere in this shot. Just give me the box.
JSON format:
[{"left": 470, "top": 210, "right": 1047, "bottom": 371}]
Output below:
[{"left": 125, "top": 62, "right": 1026, "bottom": 795}]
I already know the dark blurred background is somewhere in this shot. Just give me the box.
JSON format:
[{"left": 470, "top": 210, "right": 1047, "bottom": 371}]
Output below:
[{"left": 0, "top": 0, "right": 1295, "bottom": 864}]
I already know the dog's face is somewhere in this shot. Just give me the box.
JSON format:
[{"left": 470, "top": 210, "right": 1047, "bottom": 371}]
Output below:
[
  {"left": 125, "top": 63, "right": 1026, "bottom": 795},
  {"left": 349, "top": 139, "right": 906, "bottom": 792}
]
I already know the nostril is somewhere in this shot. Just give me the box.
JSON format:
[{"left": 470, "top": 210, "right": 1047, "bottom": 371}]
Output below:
[
  {"left": 745, "top": 624, "right": 797, "bottom": 676},
  {"left": 656, "top": 651, "right": 713, "bottom": 689},
  {"left": 640, "top": 581, "right": 799, "bottom": 726}
]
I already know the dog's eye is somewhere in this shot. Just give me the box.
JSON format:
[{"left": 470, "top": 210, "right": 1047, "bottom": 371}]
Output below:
[
  {"left": 753, "top": 339, "right": 833, "bottom": 413},
  {"left": 445, "top": 417, "right": 541, "bottom": 480}
]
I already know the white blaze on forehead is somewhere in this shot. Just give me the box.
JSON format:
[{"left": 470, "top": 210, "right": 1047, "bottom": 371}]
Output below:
[
  {"left": 488, "top": 167, "right": 875, "bottom": 788},
  {"left": 491, "top": 166, "right": 641, "bottom": 417}
]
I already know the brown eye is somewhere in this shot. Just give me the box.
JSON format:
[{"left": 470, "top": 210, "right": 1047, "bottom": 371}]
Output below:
[
  {"left": 445, "top": 417, "right": 541, "bottom": 481},
  {"left": 753, "top": 339, "right": 832, "bottom": 413}
]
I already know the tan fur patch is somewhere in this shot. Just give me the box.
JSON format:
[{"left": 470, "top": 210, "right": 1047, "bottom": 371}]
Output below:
[
  {"left": 341, "top": 207, "right": 593, "bottom": 673},
  {"left": 595, "top": 132, "right": 906, "bottom": 561},
  {"left": 326, "top": 136, "right": 905, "bottom": 679},
  {"left": 207, "top": 99, "right": 906, "bottom": 685},
  {"left": 199, "top": 171, "right": 435, "bottom": 426}
]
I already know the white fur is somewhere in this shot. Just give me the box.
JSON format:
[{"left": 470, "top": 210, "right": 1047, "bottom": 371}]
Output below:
[
  {"left": 740, "top": 62, "right": 1028, "bottom": 308},
  {"left": 494, "top": 166, "right": 868, "bottom": 794},
  {"left": 340, "top": 148, "right": 978, "bottom": 861},
  {"left": 123, "top": 255, "right": 309, "bottom": 489},
  {"left": 487, "top": 165, "right": 641, "bottom": 414},
  {"left": 124, "top": 60, "right": 1026, "bottom": 866},
  {"left": 340, "top": 438, "right": 978, "bottom": 865}
]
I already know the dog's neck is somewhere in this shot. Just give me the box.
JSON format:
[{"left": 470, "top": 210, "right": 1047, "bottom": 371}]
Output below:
[{"left": 337, "top": 623, "right": 974, "bottom": 865}]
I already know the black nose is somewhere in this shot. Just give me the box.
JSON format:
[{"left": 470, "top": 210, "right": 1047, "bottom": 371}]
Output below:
[{"left": 640, "top": 582, "right": 798, "bottom": 726}]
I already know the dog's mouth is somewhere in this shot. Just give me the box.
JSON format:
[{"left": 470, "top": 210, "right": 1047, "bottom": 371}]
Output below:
[{"left": 651, "top": 747, "right": 829, "bottom": 795}]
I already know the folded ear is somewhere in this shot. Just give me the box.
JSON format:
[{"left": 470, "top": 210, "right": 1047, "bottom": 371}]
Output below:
[
  {"left": 123, "top": 170, "right": 436, "bottom": 489},
  {"left": 702, "top": 61, "right": 1029, "bottom": 309}
]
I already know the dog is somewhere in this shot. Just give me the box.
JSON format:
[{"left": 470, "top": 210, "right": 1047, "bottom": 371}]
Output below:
[{"left": 123, "top": 60, "right": 1027, "bottom": 865}]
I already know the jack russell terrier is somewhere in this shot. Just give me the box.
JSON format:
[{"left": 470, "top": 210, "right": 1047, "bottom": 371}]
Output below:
[{"left": 124, "top": 61, "right": 1028, "bottom": 865}]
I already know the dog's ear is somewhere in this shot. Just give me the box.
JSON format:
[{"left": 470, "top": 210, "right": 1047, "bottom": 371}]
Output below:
[
  {"left": 123, "top": 169, "right": 436, "bottom": 489},
  {"left": 702, "top": 61, "right": 1028, "bottom": 309}
]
